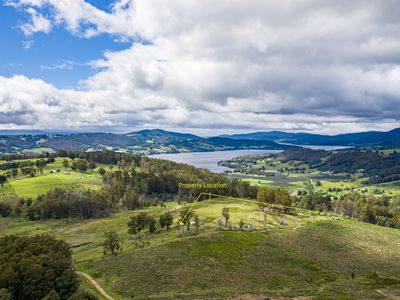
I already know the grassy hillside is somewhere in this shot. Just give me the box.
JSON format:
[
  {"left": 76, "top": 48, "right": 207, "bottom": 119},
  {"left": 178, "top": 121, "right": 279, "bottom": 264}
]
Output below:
[
  {"left": 0, "top": 157, "right": 103, "bottom": 199},
  {"left": 1, "top": 199, "right": 399, "bottom": 299}
]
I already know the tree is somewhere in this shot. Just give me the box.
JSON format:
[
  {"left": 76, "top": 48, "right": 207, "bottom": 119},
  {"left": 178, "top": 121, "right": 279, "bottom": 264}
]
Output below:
[
  {"left": 122, "top": 187, "right": 140, "bottom": 210},
  {"left": 37, "top": 166, "right": 44, "bottom": 174},
  {"left": 274, "top": 188, "right": 292, "bottom": 206},
  {"left": 103, "top": 231, "right": 123, "bottom": 256},
  {"left": 389, "top": 197, "right": 400, "bottom": 219},
  {"left": 193, "top": 213, "right": 200, "bottom": 234},
  {"left": 147, "top": 215, "right": 157, "bottom": 234},
  {"left": 71, "top": 159, "right": 88, "bottom": 172},
  {"left": 127, "top": 212, "right": 148, "bottom": 238},
  {"left": 88, "top": 161, "right": 97, "bottom": 171},
  {"left": 239, "top": 218, "right": 245, "bottom": 231},
  {"left": 35, "top": 159, "right": 47, "bottom": 169},
  {"left": 257, "top": 187, "right": 276, "bottom": 203},
  {"left": 98, "top": 167, "right": 106, "bottom": 176},
  {"left": 0, "top": 235, "right": 79, "bottom": 299},
  {"left": 159, "top": 211, "right": 174, "bottom": 229},
  {"left": 0, "top": 175, "right": 7, "bottom": 187},
  {"left": 179, "top": 208, "right": 194, "bottom": 231},
  {"left": 222, "top": 207, "right": 230, "bottom": 226},
  {"left": 11, "top": 169, "right": 18, "bottom": 177},
  {"left": 0, "top": 203, "right": 12, "bottom": 217},
  {"left": 62, "top": 159, "right": 69, "bottom": 170}
]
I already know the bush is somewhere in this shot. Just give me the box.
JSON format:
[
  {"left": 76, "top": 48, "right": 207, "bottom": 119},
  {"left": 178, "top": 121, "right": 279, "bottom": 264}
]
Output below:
[
  {"left": 0, "top": 203, "right": 11, "bottom": 217},
  {"left": 375, "top": 216, "right": 400, "bottom": 229}
]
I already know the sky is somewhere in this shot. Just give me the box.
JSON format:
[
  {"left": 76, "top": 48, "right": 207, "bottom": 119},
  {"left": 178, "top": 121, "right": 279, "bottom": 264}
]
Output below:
[{"left": 1, "top": 0, "right": 400, "bottom": 136}]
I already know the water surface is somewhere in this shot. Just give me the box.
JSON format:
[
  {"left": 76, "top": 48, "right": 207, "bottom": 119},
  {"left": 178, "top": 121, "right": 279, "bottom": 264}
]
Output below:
[
  {"left": 149, "top": 149, "right": 281, "bottom": 173},
  {"left": 149, "top": 144, "right": 349, "bottom": 173}
]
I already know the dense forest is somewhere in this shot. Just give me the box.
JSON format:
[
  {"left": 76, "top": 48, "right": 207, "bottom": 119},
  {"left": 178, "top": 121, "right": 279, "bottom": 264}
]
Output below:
[{"left": 0, "top": 235, "right": 96, "bottom": 300}]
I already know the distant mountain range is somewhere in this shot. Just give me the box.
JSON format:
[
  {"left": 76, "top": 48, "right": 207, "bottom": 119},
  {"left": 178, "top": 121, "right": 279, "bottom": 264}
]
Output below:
[
  {"left": 0, "top": 129, "right": 290, "bottom": 155},
  {"left": 220, "top": 127, "right": 400, "bottom": 146},
  {"left": 1, "top": 127, "right": 399, "bottom": 155}
]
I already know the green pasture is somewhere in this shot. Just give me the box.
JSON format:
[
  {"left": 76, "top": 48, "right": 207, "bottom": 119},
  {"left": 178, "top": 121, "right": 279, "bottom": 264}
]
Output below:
[{"left": 0, "top": 158, "right": 103, "bottom": 199}]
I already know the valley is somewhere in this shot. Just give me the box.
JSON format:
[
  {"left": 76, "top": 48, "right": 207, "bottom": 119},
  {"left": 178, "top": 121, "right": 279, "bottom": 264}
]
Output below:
[
  {"left": 221, "top": 148, "right": 400, "bottom": 198},
  {"left": 0, "top": 150, "right": 399, "bottom": 299}
]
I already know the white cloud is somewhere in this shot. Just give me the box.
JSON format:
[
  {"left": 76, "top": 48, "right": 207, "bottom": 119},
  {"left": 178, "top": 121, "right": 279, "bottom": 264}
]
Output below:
[
  {"left": 2, "top": 0, "right": 400, "bottom": 134},
  {"left": 19, "top": 7, "right": 51, "bottom": 35},
  {"left": 21, "top": 40, "right": 34, "bottom": 49},
  {"left": 40, "top": 60, "right": 83, "bottom": 70}
]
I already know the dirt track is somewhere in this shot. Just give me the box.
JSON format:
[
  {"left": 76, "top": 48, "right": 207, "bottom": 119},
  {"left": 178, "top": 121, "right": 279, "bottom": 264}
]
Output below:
[{"left": 77, "top": 271, "right": 115, "bottom": 300}]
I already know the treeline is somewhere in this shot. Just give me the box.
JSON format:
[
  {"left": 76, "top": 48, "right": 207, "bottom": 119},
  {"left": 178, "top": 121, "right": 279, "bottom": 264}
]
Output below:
[
  {"left": 55, "top": 150, "right": 141, "bottom": 165},
  {"left": 27, "top": 189, "right": 112, "bottom": 220},
  {"left": 256, "top": 186, "right": 400, "bottom": 229},
  {"left": 0, "top": 152, "right": 52, "bottom": 161},
  {"left": 257, "top": 187, "right": 332, "bottom": 212},
  {"left": 0, "top": 157, "right": 56, "bottom": 180},
  {"left": 0, "top": 157, "right": 54, "bottom": 171},
  {"left": 272, "top": 148, "right": 329, "bottom": 165},
  {"left": 334, "top": 193, "right": 400, "bottom": 228}
]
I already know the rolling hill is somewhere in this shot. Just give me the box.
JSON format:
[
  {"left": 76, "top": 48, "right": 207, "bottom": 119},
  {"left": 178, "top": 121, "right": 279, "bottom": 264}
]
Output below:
[
  {"left": 0, "top": 129, "right": 290, "bottom": 154},
  {"left": 2, "top": 127, "right": 400, "bottom": 155},
  {"left": 221, "top": 127, "right": 400, "bottom": 146}
]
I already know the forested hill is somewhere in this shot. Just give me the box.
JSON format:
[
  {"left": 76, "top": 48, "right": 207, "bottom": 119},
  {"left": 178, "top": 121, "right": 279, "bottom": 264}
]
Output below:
[
  {"left": 2, "top": 127, "right": 400, "bottom": 154},
  {"left": 221, "top": 127, "right": 400, "bottom": 146},
  {"left": 0, "top": 130, "right": 290, "bottom": 154},
  {"left": 270, "top": 148, "right": 400, "bottom": 184}
]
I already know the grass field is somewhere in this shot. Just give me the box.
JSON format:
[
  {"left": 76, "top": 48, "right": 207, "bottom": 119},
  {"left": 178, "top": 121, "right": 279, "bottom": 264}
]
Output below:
[
  {"left": 1, "top": 198, "right": 399, "bottom": 299},
  {"left": 6, "top": 171, "right": 102, "bottom": 199}
]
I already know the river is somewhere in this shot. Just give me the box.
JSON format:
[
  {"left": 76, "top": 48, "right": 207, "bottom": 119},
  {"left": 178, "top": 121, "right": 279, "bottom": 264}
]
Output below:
[
  {"left": 148, "top": 145, "right": 350, "bottom": 173},
  {"left": 148, "top": 149, "right": 282, "bottom": 173}
]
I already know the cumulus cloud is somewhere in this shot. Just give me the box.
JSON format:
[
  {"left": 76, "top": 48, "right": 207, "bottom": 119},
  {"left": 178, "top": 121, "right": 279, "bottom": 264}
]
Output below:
[
  {"left": 2, "top": 0, "right": 400, "bottom": 134},
  {"left": 19, "top": 7, "right": 51, "bottom": 35}
]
